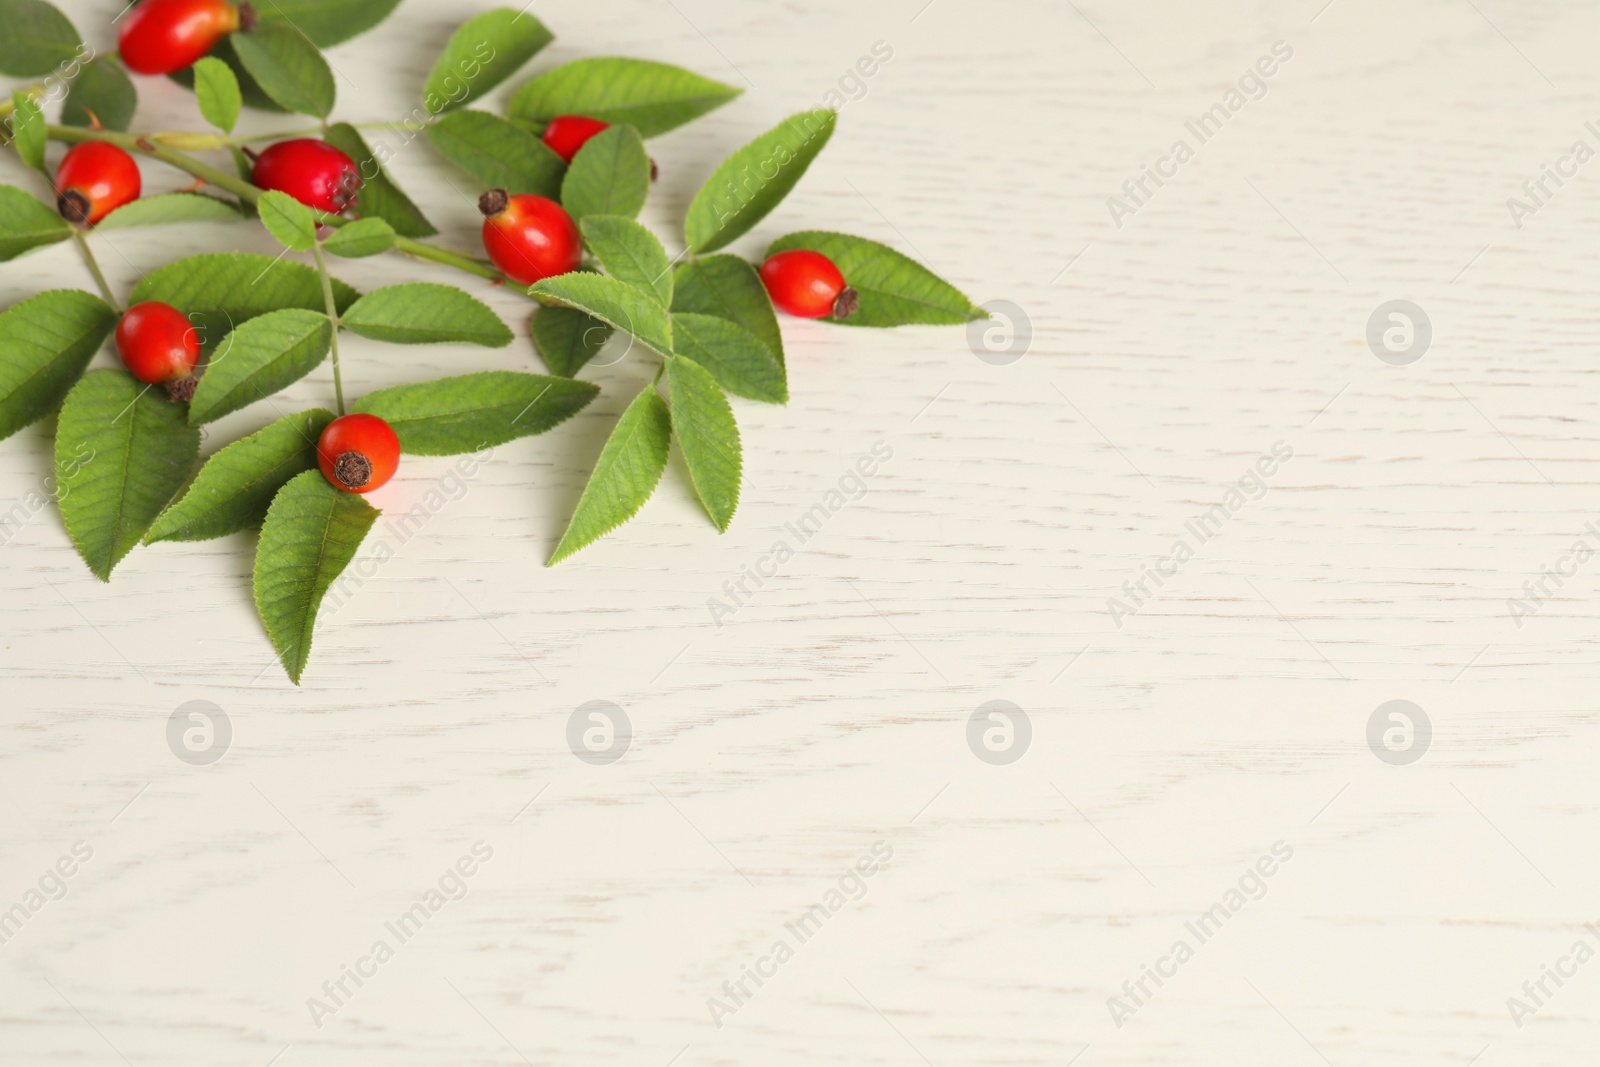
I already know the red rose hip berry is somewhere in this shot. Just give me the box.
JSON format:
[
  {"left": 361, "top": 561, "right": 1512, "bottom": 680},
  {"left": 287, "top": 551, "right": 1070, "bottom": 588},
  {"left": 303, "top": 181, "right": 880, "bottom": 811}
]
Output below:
[
  {"left": 251, "top": 139, "right": 361, "bottom": 215},
  {"left": 118, "top": 0, "right": 252, "bottom": 75},
  {"left": 55, "top": 142, "right": 142, "bottom": 225},
  {"left": 478, "top": 189, "right": 581, "bottom": 287},
  {"left": 541, "top": 115, "right": 610, "bottom": 163},
  {"left": 760, "top": 250, "right": 858, "bottom": 321},
  {"left": 317, "top": 414, "right": 399, "bottom": 494},
  {"left": 116, "top": 302, "right": 201, "bottom": 401}
]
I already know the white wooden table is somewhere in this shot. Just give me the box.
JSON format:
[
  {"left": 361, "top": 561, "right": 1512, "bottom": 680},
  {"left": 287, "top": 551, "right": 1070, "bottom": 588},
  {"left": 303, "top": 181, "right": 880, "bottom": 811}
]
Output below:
[{"left": 3, "top": 0, "right": 1597, "bottom": 1063}]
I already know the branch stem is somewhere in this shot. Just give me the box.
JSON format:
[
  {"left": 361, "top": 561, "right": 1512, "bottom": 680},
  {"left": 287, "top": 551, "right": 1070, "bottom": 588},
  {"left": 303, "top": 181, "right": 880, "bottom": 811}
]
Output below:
[
  {"left": 310, "top": 242, "right": 345, "bottom": 416},
  {"left": 70, "top": 230, "right": 120, "bottom": 312}
]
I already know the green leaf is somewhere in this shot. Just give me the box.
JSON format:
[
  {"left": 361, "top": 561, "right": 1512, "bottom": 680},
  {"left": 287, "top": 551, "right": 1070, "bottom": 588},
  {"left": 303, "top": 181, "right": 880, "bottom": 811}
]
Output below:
[
  {"left": 548, "top": 385, "right": 670, "bottom": 565},
  {"left": 253, "top": 0, "right": 402, "bottom": 47},
  {"left": 232, "top": 23, "right": 335, "bottom": 118},
  {"left": 320, "top": 216, "right": 393, "bottom": 257},
  {"left": 192, "top": 56, "right": 241, "bottom": 132},
  {"left": 146, "top": 408, "right": 334, "bottom": 543},
  {"left": 672, "top": 254, "right": 783, "bottom": 368},
  {"left": 0, "top": 0, "right": 81, "bottom": 77},
  {"left": 257, "top": 189, "right": 319, "bottom": 250},
  {"left": 98, "top": 192, "right": 244, "bottom": 230},
  {"left": 168, "top": 36, "right": 285, "bottom": 114},
  {"left": 531, "top": 272, "right": 672, "bottom": 355},
  {"left": 0, "top": 289, "right": 116, "bottom": 442},
  {"left": 560, "top": 124, "right": 649, "bottom": 222},
  {"left": 670, "top": 313, "right": 786, "bottom": 403},
  {"left": 508, "top": 57, "right": 740, "bottom": 138},
  {"left": 340, "top": 283, "right": 512, "bottom": 347},
  {"left": 61, "top": 56, "right": 136, "bottom": 132},
  {"left": 253, "top": 470, "right": 381, "bottom": 684},
  {"left": 56, "top": 369, "right": 200, "bottom": 580},
  {"left": 10, "top": 91, "right": 44, "bottom": 172},
  {"left": 666, "top": 355, "right": 739, "bottom": 531},
  {"left": 189, "top": 309, "right": 333, "bottom": 425},
  {"left": 0, "top": 183, "right": 71, "bottom": 260},
  {"left": 129, "top": 252, "right": 358, "bottom": 347},
  {"left": 766, "top": 231, "right": 985, "bottom": 327},
  {"left": 322, "top": 123, "right": 437, "bottom": 238},
  {"left": 425, "top": 8, "right": 553, "bottom": 115},
  {"left": 354, "top": 371, "right": 597, "bottom": 455},
  {"left": 531, "top": 306, "right": 612, "bottom": 378},
  {"left": 685, "top": 109, "right": 835, "bottom": 254},
  {"left": 579, "top": 215, "right": 672, "bottom": 305},
  {"left": 427, "top": 110, "right": 564, "bottom": 198}
]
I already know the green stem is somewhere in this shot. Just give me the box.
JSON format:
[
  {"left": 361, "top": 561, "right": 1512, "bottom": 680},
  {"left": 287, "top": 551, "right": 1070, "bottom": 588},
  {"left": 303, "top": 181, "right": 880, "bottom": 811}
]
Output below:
[
  {"left": 311, "top": 242, "right": 346, "bottom": 416},
  {"left": 71, "top": 230, "right": 120, "bottom": 312}
]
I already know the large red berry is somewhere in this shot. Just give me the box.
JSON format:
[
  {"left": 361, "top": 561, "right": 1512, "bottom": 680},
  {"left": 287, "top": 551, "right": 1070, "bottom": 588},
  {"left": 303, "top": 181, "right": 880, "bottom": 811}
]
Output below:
[
  {"left": 251, "top": 139, "right": 361, "bottom": 215},
  {"left": 118, "top": 0, "right": 249, "bottom": 76},
  {"left": 478, "top": 189, "right": 581, "bottom": 287},
  {"left": 541, "top": 115, "right": 610, "bottom": 164},
  {"left": 760, "top": 250, "right": 858, "bottom": 321},
  {"left": 55, "top": 142, "right": 142, "bottom": 225},
  {"left": 117, "top": 302, "right": 201, "bottom": 401},
  {"left": 318, "top": 414, "right": 399, "bottom": 494}
]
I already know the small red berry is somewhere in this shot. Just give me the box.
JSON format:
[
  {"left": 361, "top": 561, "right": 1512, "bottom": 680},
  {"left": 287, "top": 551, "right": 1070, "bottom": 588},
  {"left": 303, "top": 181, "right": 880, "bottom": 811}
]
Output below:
[
  {"left": 55, "top": 142, "right": 142, "bottom": 225},
  {"left": 541, "top": 115, "right": 610, "bottom": 164},
  {"left": 478, "top": 189, "right": 581, "bottom": 287},
  {"left": 117, "top": 0, "right": 251, "bottom": 76},
  {"left": 116, "top": 301, "right": 201, "bottom": 401},
  {"left": 317, "top": 414, "right": 400, "bottom": 494},
  {"left": 251, "top": 139, "right": 361, "bottom": 215},
  {"left": 760, "top": 250, "right": 858, "bottom": 321}
]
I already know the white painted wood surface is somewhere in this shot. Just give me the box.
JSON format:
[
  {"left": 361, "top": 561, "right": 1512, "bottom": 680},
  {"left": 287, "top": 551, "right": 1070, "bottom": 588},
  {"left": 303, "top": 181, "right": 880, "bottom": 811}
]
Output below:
[{"left": 4, "top": 0, "right": 1598, "bottom": 1063}]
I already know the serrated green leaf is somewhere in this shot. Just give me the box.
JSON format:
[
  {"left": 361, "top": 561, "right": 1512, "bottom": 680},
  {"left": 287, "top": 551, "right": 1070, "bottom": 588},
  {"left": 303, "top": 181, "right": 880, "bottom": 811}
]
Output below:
[
  {"left": 322, "top": 123, "right": 436, "bottom": 238},
  {"left": 766, "top": 230, "right": 985, "bottom": 327},
  {"left": 579, "top": 215, "right": 671, "bottom": 305},
  {"left": 340, "top": 283, "right": 512, "bottom": 346},
  {"left": 320, "top": 216, "right": 393, "bottom": 257},
  {"left": 61, "top": 56, "right": 136, "bottom": 132},
  {"left": 672, "top": 254, "right": 783, "bottom": 369},
  {"left": 531, "top": 272, "right": 672, "bottom": 355},
  {"left": 130, "top": 252, "right": 358, "bottom": 347},
  {"left": 98, "top": 192, "right": 245, "bottom": 230},
  {"left": 354, "top": 371, "right": 597, "bottom": 455},
  {"left": 253, "top": 469, "right": 381, "bottom": 684},
  {"left": 147, "top": 408, "right": 334, "bottom": 543},
  {"left": 193, "top": 56, "right": 241, "bottom": 132},
  {"left": 425, "top": 8, "right": 553, "bottom": 115},
  {"left": 56, "top": 369, "right": 200, "bottom": 580},
  {"left": 670, "top": 313, "right": 785, "bottom": 403},
  {"left": 253, "top": 0, "right": 402, "bottom": 47},
  {"left": 169, "top": 36, "right": 285, "bottom": 113},
  {"left": 427, "top": 109, "right": 564, "bottom": 198},
  {"left": 548, "top": 385, "right": 669, "bottom": 565},
  {"left": 0, "top": 0, "right": 81, "bottom": 77},
  {"left": 531, "top": 306, "right": 612, "bottom": 378},
  {"left": 0, "top": 183, "right": 71, "bottom": 260},
  {"left": 257, "top": 189, "right": 319, "bottom": 250},
  {"left": 685, "top": 110, "right": 835, "bottom": 253},
  {"left": 0, "top": 289, "right": 116, "bottom": 442},
  {"left": 232, "top": 23, "right": 335, "bottom": 118},
  {"left": 10, "top": 91, "right": 44, "bottom": 172},
  {"left": 508, "top": 57, "right": 739, "bottom": 138},
  {"left": 667, "top": 355, "right": 739, "bottom": 531},
  {"left": 561, "top": 124, "right": 649, "bottom": 222},
  {"left": 189, "top": 309, "right": 332, "bottom": 425}
]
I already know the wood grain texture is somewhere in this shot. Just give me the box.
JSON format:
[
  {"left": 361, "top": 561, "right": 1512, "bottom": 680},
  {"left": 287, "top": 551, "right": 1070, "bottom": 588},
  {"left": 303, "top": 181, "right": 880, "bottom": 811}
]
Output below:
[{"left": 3, "top": 0, "right": 1599, "bottom": 1064}]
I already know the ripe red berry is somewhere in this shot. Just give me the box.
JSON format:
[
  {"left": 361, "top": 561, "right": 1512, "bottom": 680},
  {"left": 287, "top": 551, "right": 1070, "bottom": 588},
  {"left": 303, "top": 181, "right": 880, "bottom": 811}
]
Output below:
[
  {"left": 251, "top": 139, "right": 361, "bottom": 215},
  {"left": 317, "top": 414, "right": 400, "bottom": 494},
  {"left": 54, "top": 142, "right": 142, "bottom": 225},
  {"left": 541, "top": 115, "right": 610, "bottom": 164},
  {"left": 117, "top": 0, "right": 251, "bottom": 76},
  {"left": 760, "top": 250, "right": 858, "bottom": 321},
  {"left": 478, "top": 189, "right": 581, "bottom": 287},
  {"left": 116, "top": 301, "right": 201, "bottom": 401}
]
